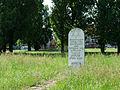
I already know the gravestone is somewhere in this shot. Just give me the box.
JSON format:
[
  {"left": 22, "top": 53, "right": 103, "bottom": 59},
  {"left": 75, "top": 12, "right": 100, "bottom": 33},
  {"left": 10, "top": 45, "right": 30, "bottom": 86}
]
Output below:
[{"left": 68, "top": 28, "right": 85, "bottom": 69}]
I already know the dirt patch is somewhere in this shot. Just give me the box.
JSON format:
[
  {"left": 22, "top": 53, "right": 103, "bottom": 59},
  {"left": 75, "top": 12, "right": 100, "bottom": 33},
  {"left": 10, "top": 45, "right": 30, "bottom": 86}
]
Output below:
[
  {"left": 27, "top": 70, "right": 71, "bottom": 90},
  {"left": 30, "top": 80, "right": 57, "bottom": 90}
]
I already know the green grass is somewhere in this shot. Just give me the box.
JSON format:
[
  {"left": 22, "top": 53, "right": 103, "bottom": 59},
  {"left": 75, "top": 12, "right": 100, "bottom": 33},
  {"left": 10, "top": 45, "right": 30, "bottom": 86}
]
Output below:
[
  {"left": 85, "top": 48, "right": 117, "bottom": 52},
  {"left": 0, "top": 54, "right": 69, "bottom": 90},
  {"left": 13, "top": 48, "right": 117, "bottom": 54},
  {"left": 50, "top": 54, "right": 120, "bottom": 90},
  {"left": 13, "top": 49, "right": 61, "bottom": 55},
  {"left": 0, "top": 49, "right": 120, "bottom": 90}
]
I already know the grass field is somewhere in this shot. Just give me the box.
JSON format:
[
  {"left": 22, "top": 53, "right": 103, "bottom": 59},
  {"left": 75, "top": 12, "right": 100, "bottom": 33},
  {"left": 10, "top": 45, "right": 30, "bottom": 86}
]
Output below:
[
  {"left": 0, "top": 49, "right": 120, "bottom": 89},
  {"left": 0, "top": 54, "right": 70, "bottom": 90},
  {"left": 85, "top": 48, "right": 117, "bottom": 52},
  {"left": 13, "top": 48, "right": 117, "bottom": 53},
  {"left": 12, "top": 48, "right": 117, "bottom": 56},
  {"left": 51, "top": 54, "right": 120, "bottom": 90}
]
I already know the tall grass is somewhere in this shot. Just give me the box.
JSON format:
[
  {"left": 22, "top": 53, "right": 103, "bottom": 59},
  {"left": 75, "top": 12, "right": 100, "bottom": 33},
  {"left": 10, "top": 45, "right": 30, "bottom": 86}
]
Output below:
[
  {"left": 0, "top": 54, "right": 69, "bottom": 90},
  {"left": 51, "top": 54, "right": 120, "bottom": 90},
  {"left": 0, "top": 53, "right": 120, "bottom": 90}
]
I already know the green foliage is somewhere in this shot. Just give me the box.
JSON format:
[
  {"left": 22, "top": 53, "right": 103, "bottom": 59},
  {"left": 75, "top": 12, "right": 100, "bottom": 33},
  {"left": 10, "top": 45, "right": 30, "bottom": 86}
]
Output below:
[
  {"left": 51, "top": 0, "right": 70, "bottom": 52},
  {"left": 0, "top": 0, "right": 23, "bottom": 52},
  {"left": 108, "top": 0, "right": 120, "bottom": 53},
  {"left": 16, "top": 39, "right": 22, "bottom": 46},
  {"left": 56, "top": 39, "right": 61, "bottom": 48},
  {"left": 0, "top": 0, "right": 52, "bottom": 52},
  {"left": 31, "top": 4, "right": 52, "bottom": 51},
  {"left": 41, "top": 5, "right": 52, "bottom": 47},
  {"left": 94, "top": 0, "right": 120, "bottom": 53},
  {"left": 0, "top": 0, "right": 120, "bottom": 53},
  {"left": 51, "top": 0, "right": 94, "bottom": 52},
  {"left": 94, "top": 0, "right": 115, "bottom": 53}
]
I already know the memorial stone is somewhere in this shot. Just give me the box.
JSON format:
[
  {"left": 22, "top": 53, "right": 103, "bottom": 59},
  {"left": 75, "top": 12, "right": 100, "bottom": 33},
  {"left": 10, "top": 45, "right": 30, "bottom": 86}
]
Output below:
[{"left": 68, "top": 28, "right": 85, "bottom": 68}]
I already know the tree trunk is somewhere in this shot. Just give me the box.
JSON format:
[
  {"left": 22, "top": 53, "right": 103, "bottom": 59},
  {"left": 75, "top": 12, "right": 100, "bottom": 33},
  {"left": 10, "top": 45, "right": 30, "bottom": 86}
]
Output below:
[
  {"left": 117, "top": 43, "right": 120, "bottom": 54},
  {"left": 100, "top": 44, "right": 105, "bottom": 54},
  {"left": 98, "top": 39, "right": 105, "bottom": 54},
  {"left": 9, "top": 43, "right": 13, "bottom": 52},
  {"left": 28, "top": 42, "right": 31, "bottom": 51},
  {"left": 61, "top": 38, "right": 64, "bottom": 53},
  {"left": 9, "top": 32, "right": 13, "bottom": 52},
  {"left": 3, "top": 43, "right": 6, "bottom": 52},
  {"left": 0, "top": 48, "right": 2, "bottom": 53},
  {"left": 34, "top": 42, "right": 39, "bottom": 51}
]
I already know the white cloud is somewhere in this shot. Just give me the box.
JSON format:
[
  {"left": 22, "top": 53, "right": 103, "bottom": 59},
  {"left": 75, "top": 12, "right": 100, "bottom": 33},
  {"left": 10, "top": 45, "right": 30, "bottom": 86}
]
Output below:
[{"left": 43, "top": 0, "right": 52, "bottom": 8}]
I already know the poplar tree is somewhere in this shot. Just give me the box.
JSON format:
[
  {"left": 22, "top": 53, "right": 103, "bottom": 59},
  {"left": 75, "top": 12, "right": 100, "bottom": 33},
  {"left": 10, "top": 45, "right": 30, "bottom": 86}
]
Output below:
[
  {"left": 95, "top": 0, "right": 115, "bottom": 53},
  {"left": 51, "top": 0, "right": 94, "bottom": 53}
]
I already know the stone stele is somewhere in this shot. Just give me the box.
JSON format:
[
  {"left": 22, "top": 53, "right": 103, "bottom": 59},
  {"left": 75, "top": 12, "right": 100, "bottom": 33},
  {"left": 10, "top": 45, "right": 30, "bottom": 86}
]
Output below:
[{"left": 68, "top": 28, "right": 85, "bottom": 67}]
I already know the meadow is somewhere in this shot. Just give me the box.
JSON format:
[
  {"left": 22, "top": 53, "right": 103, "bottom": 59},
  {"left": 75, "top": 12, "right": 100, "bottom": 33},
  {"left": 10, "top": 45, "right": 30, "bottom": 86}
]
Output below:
[{"left": 0, "top": 48, "right": 120, "bottom": 90}]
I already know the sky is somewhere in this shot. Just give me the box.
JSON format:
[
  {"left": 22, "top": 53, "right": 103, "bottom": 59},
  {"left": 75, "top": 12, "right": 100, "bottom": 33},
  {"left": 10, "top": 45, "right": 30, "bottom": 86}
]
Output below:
[{"left": 43, "top": 0, "right": 53, "bottom": 9}]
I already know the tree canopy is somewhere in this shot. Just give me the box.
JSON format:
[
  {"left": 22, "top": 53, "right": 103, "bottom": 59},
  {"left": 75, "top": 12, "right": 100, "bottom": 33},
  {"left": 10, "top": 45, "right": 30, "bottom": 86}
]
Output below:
[
  {"left": 0, "top": 0, "right": 52, "bottom": 52},
  {"left": 0, "top": 0, "right": 120, "bottom": 54}
]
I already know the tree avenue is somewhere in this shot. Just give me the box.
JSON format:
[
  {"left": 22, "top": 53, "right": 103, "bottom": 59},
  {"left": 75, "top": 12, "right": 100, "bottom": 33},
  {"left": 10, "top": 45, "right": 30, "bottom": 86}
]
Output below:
[
  {"left": 0, "top": 0, "right": 120, "bottom": 53},
  {"left": 0, "top": 0, "right": 52, "bottom": 52},
  {"left": 95, "top": 0, "right": 120, "bottom": 54}
]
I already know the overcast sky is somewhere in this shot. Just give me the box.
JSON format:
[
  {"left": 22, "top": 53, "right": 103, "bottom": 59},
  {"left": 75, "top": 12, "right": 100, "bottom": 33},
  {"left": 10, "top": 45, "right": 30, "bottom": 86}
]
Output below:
[{"left": 43, "top": 0, "right": 53, "bottom": 9}]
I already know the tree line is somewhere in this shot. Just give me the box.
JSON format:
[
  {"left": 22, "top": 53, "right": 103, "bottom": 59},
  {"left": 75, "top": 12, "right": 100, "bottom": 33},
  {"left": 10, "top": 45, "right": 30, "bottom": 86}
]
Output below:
[
  {"left": 0, "top": 0, "right": 120, "bottom": 54},
  {"left": 0, "top": 0, "right": 52, "bottom": 52},
  {"left": 51, "top": 0, "right": 120, "bottom": 54}
]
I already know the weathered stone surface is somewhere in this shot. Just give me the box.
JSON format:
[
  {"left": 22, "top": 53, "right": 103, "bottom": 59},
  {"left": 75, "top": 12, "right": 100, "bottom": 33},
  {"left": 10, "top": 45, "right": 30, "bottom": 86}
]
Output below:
[{"left": 68, "top": 28, "right": 85, "bottom": 67}]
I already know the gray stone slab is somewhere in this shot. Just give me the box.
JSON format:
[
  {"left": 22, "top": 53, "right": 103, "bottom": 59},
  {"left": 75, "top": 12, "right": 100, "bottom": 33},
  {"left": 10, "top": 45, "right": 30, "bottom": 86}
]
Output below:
[{"left": 68, "top": 28, "right": 85, "bottom": 68}]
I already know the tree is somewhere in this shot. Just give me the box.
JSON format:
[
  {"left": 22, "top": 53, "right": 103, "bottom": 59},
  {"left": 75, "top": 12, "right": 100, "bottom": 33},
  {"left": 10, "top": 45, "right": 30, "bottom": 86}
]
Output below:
[
  {"left": 0, "top": 0, "right": 52, "bottom": 52},
  {"left": 68, "top": 0, "right": 94, "bottom": 28},
  {"left": 0, "top": 0, "right": 7, "bottom": 52},
  {"left": 19, "top": 0, "right": 38, "bottom": 51},
  {"left": 0, "top": 0, "right": 22, "bottom": 52},
  {"left": 41, "top": 5, "right": 52, "bottom": 48},
  {"left": 51, "top": 0, "right": 94, "bottom": 53},
  {"left": 95, "top": 0, "right": 114, "bottom": 53},
  {"left": 51, "top": 0, "right": 70, "bottom": 53},
  {"left": 109, "top": 0, "right": 120, "bottom": 54},
  {"left": 32, "top": 0, "right": 44, "bottom": 51},
  {"left": 114, "top": 0, "right": 120, "bottom": 54},
  {"left": 32, "top": 3, "right": 52, "bottom": 51}
]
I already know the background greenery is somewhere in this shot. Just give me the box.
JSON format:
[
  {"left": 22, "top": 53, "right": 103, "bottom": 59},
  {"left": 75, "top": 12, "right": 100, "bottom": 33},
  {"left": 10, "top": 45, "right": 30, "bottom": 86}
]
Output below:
[{"left": 0, "top": 0, "right": 120, "bottom": 53}]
